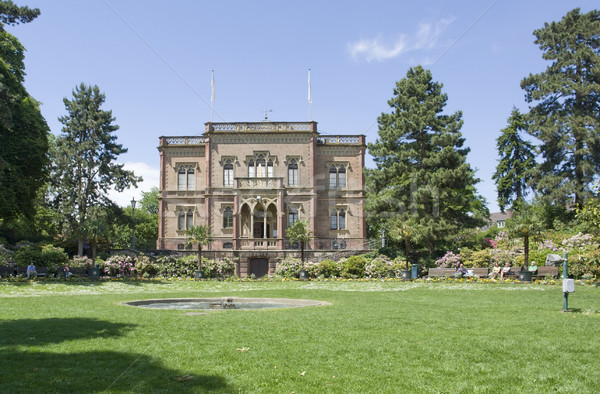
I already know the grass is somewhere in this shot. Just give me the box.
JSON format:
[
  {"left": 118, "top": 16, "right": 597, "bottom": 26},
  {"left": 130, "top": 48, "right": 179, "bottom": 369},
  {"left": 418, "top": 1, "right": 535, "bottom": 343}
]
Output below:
[{"left": 1, "top": 279, "right": 599, "bottom": 393}]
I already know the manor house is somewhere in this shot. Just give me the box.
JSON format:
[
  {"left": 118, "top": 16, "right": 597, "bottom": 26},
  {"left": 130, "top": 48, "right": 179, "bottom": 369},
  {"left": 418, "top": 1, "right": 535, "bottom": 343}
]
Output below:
[{"left": 157, "top": 121, "right": 367, "bottom": 277}]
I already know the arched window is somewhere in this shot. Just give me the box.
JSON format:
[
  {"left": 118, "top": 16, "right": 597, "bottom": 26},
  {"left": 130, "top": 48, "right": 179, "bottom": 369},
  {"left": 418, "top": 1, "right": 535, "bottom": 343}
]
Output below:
[
  {"left": 223, "top": 206, "right": 233, "bottom": 228},
  {"left": 178, "top": 167, "right": 186, "bottom": 191},
  {"left": 288, "top": 159, "right": 298, "bottom": 186},
  {"left": 338, "top": 209, "right": 346, "bottom": 230},
  {"left": 186, "top": 210, "right": 193, "bottom": 229},
  {"left": 187, "top": 168, "right": 195, "bottom": 190},
  {"left": 329, "top": 165, "right": 337, "bottom": 189},
  {"left": 178, "top": 211, "right": 185, "bottom": 230},
  {"left": 256, "top": 155, "right": 266, "bottom": 177},
  {"left": 224, "top": 160, "right": 233, "bottom": 187},
  {"left": 338, "top": 165, "right": 346, "bottom": 188},
  {"left": 267, "top": 159, "right": 273, "bottom": 177},
  {"left": 288, "top": 206, "right": 298, "bottom": 227},
  {"left": 248, "top": 160, "right": 255, "bottom": 178}
]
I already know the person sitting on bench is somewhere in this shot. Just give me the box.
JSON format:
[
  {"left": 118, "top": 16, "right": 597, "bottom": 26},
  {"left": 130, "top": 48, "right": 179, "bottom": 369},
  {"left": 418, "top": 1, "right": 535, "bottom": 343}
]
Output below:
[
  {"left": 26, "top": 262, "right": 37, "bottom": 279},
  {"left": 528, "top": 261, "right": 538, "bottom": 275},
  {"left": 500, "top": 263, "right": 512, "bottom": 279}
]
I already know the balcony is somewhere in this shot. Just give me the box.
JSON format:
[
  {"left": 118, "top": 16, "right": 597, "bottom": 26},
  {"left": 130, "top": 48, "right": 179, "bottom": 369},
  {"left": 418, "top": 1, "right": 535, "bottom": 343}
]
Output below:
[{"left": 236, "top": 177, "right": 283, "bottom": 189}]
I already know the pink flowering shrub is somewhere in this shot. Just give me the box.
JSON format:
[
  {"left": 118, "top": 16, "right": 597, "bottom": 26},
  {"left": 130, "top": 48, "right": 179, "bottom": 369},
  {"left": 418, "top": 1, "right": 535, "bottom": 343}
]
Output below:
[
  {"left": 436, "top": 251, "right": 461, "bottom": 268},
  {"left": 103, "top": 255, "right": 136, "bottom": 276}
]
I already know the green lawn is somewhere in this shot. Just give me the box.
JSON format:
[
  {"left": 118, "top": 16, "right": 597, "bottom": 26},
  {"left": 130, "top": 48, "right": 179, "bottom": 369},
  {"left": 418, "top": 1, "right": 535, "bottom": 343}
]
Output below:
[{"left": 1, "top": 279, "right": 599, "bottom": 393}]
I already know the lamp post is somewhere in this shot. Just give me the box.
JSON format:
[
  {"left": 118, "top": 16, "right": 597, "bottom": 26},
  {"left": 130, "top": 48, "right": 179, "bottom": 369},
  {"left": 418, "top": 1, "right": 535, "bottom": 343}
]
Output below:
[{"left": 131, "top": 197, "right": 136, "bottom": 250}]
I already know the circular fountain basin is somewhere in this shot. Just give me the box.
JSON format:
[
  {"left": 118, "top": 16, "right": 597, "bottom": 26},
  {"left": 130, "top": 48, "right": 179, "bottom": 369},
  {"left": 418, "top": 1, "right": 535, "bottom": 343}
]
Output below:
[{"left": 122, "top": 297, "right": 331, "bottom": 311}]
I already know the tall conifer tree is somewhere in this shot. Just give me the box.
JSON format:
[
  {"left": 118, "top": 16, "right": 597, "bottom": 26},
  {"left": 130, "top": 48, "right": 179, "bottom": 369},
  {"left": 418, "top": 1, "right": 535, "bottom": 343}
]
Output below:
[
  {"left": 367, "top": 66, "right": 487, "bottom": 256},
  {"left": 51, "top": 83, "right": 141, "bottom": 255},
  {"left": 521, "top": 8, "right": 600, "bottom": 207},
  {"left": 493, "top": 108, "right": 536, "bottom": 212}
]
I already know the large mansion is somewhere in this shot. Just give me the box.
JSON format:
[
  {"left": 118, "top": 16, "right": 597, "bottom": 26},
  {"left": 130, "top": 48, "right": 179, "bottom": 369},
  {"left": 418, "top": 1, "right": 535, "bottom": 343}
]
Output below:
[{"left": 157, "top": 121, "right": 367, "bottom": 276}]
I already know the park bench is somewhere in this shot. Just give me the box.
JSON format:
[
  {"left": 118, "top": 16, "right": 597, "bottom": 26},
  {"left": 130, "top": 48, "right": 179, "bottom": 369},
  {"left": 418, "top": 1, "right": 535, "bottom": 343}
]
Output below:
[
  {"left": 15, "top": 266, "right": 48, "bottom": 278},
  {"left": 500, "top": 265, "right": 559, "bottom": 280},
  {"left": 428, "top": 267, "right": 489, "bottom": 278}
]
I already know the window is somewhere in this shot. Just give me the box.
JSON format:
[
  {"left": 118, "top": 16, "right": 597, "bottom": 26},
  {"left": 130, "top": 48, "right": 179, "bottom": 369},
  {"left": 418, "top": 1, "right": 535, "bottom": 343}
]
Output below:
[
  {"left": 223, "top": 207, "right": 233, "bottom": 228},
  {"left": 330, "top": 208, "right": 346, "bottom": 230},
  {"left": 248, "top": 154, "right": 275, "bottom": 177},
  {"left": 288, "top": 207, "right": 298, "bottom": 227},
  {"left": 329, "top": 164, "right": 347, "bottom": 189},
  {"left": 224, "top": 160, "right": 233, "bottom": 187},
  {"left": 288, "top": 159, "right": 298, "bottom": 186},
  {"left": 497, "top": 220, "right": 505, "bottom": 228},
  {"left": 248, "top": 160, "right": 255, "bottom": 178},
  {"left": 178, "top": 209, "right": 194, "bottom": 230},
  {"left": 177, "top": 166, "right": 195, "bottom": 190}
]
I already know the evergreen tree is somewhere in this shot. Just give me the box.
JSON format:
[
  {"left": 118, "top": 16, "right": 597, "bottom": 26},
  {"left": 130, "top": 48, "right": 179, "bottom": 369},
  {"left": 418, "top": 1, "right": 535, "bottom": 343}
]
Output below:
[
  {"left": 367, "top": 66, "right": 487, "bottom": 256},
  {"left": 0, "top": 2, "right": 48, "bottom": 221},
  {"left": 521, "top": 8, "right": 600, "bottom": 207},
  {"left": 51, "top": 83, "right": 141, "bottom": 255},
  {"left": 493, "top": 108, "right": 536, "bottom": 212}
]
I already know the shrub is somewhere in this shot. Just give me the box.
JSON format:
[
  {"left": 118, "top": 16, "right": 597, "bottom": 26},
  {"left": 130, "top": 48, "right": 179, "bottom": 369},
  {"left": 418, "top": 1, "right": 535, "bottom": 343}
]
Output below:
[
  {"left": 339, "top": 255, "right": 367, "bottom": 278},
  {"left": 135, "top": 254, "right": 159, "bottom": 277},
  {"left": 315, "top": 259, "right": 340, "bottom": 278},
  {"left": 274, "top": 257, "right": 303, "bottom": 278},
  {"left": 435, "top": 251, "right": 461, "bottom": 268},
  {"left": 158, "top": 254, "right": 200, "bottom": 278},
  {"left": 462, "top": 249, "right": 491, "bottom": 268},
  {"left": 201, "top": 257, "right": 235, "bottom": 278},
  {"left": 0, "top": 245, "right": 15, "bottom": 267},
  {"left": 13, "top": 241, "right": 42, "bottom": 267},
  {"left": 41, "top": 244, "right": 69, "bottom": 268},
  {"left": 365, "top": 255, "right": 403, "bottom": 278},
  {"left": 70, "top": 256, "right": 94, "bottom": 268},
  {"left": 103, "top": 254, "right": 136, "bottom": 276}
]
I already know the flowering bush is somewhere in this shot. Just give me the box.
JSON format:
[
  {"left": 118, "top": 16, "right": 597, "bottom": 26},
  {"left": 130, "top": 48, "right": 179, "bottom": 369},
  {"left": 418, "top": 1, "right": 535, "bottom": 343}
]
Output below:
[
  {"left": 561, "top": 232, "right": 595, "bottom": 252},
  {"left": 70, "top": 256, "right": 94, "bottom": 268},
  {"left": 484, "top": 238, "right": 498, "bottom": 248},
  {"left": 435, "top": 251, "right": 461, "bottom": 268},
  {"left": 157, "top": 255, "right": 198, "bottom": 277},
  {"left": 538, "top": 239, "right": 558, "bottom": 252},
  {"left": 201, "top": 257, "right": 235, "bottom": 278},
  {"left": 103, "top": 254, "right": 136, "bottom": 276},
  {"left": 135, "top": 254, "right": 159, "bottom": 277},
  {"left": 364, "top": 256, "right": 404, "bottom": 278},
  {"left": 495, "top": 231, "right": 508, "bottom": 242},
  {"left": 274, "top": 257, "right": 303, "bottom": 278},
  {"left": 0, "top": 245, "right": 15, "bottom": 267}
]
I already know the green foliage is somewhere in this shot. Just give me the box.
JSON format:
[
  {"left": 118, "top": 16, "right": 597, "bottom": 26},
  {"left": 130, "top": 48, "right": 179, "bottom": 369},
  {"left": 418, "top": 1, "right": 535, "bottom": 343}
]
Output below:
[
  {"left": 364, "top": 255, "right": 405, "bottom": 278},
  {"left": 506, "top": 202, "right": 545, "bottom": 267},
  {"left": 13, "top": 241, "right": 41, "bottom": 267},
  {"left": 460, "top": 248, "right": 492, "bottom": 268},
  {"left": 274, "top": 257, "right": 303, "bottom": 278},
  {"left": 314, "top": 259, "right": 340, "bottom": 278},
  {"left": 576, "top": 185, "right": 600, "bottom": 235},
  {"left": 134, "top": 254, "right": 159, "bottom": 277},
  {"left": 140, "top": 187, "right": 159, "bottom": 215},
  {"left": 185, "top": 225, "right": 212, "bottom": 272},
  {"left": 0, "top": 244, "right": 14, "bottom": 266},
  {"left": 50, "top": 83, "right": 141, "bottom": 253},
  {"left": 339, "top": 255, "right": 368, "bottom": 278},
  {"left": 0, "top": 27, "right": 49, "bottom": 221},
  {"left": 521, "top": 8, "right": 600, "bottom": 207},
  {"left": 493, "top": 108, "right": 535, "bottom": 212},
  {"left": 40, "top": 244, "right": 68, "bottom": 268},
  {"left": 367, "top": 66, "right": 488, "bottom": 255},
  {"left": 0, "top": 1, "right": 40, "bottom": 30}
]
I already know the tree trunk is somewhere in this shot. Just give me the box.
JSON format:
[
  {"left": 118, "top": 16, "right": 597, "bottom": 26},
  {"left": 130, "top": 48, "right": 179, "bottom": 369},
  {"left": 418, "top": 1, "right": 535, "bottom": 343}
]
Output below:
[
  {"left": 300, "top": 241, "right": 305, "bottom": 268},
  {"left": 91, "top": 240, "right": 97, "bottom": 265},
  {"left": 77, "top": 239, "right": 84, "bottom": 257},
  {"left": 197, "top": 245, "right": 203, "bottom": 272},
  {"left": 524, "top": 234, "right": 529, "bottom": 269}
]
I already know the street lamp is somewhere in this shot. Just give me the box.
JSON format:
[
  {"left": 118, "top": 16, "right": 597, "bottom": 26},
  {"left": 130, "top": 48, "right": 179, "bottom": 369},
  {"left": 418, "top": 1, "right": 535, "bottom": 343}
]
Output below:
[{"left": 131, "top": 197, "right": 136, "bottom": 250}]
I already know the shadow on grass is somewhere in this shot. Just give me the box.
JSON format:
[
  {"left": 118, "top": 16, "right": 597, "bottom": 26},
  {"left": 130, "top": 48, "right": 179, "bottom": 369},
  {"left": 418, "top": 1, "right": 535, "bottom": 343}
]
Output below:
[
  {"left": 0, "top": 318, "right": 233, "bottom": 392},
  {"left": 0, "top": 318, "right": 135, "bottom": 347},
  {"left": 0, "top": 349, "right": 232, "bottom": 392}
]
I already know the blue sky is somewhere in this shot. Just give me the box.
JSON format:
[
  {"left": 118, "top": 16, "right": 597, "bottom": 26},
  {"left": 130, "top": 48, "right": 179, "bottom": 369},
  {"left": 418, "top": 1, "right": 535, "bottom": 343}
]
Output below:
[{"left": 9, "top": 0, "right": 599, "bottom": 210}]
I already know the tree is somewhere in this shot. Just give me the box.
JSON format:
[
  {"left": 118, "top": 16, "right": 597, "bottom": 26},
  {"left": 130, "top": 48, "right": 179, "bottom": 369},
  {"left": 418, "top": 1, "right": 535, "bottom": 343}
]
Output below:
[
  {"left": 521, "top": 9, "right": 600, "bottom": 208},
  {"left": 0, "top": 2, "right": 48, "bottom": 222},
  {"left": 286, "top": 219, "right": 311, "bottom": 268},
  {"left": 506, "top": 202, "right": 544, "bottom": 268},
  {"left": 576, "top": 181, "right": 600, "bottom": 235},
  {"left": 493, "top": 108, "right": 536, "bottom": 212},
  {"left": 51, "top": 83, "right": 141, "bottom": 255},
  {"left": 140, "top": 187, "right": 159, "bottom": 215},
  {"left": 367, "top": 66, "right": 488, "bottom": 256},
  {"left": 185, "top": 225, "right": 212, "bottom": 275}
]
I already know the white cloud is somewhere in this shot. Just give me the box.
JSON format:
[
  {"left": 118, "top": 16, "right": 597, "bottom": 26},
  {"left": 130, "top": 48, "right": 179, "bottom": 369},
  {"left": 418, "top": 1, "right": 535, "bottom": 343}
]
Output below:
[
  {"left": 348, "top": 17, "right": 455, "bottom": 62},
  {"left": 108, "top": 161, "right": 159, "bottom": 207}
]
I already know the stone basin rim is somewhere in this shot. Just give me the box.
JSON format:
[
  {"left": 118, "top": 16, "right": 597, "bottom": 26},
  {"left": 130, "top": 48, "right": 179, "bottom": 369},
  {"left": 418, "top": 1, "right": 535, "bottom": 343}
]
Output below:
[{"left": 121, "top": 297, "right": 332, "bottom": 310}]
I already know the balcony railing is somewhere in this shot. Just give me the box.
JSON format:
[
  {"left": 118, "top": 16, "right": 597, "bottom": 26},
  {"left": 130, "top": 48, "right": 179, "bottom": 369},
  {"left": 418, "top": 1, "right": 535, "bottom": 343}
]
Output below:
[
  {"left": 163, "top": 137, "right": 206, "bottom": 145},
  {"left": 206, "top": 122, "right": 316, "bottom": 133},
  {"left": 317, "top": 135, "right": 362, "bottom": 145},
  {"left": 236, "top": 177, "right": 283, "bottom": 189},
  {"left": 212, "top": 238, "right": 369, "bottom": 251}
]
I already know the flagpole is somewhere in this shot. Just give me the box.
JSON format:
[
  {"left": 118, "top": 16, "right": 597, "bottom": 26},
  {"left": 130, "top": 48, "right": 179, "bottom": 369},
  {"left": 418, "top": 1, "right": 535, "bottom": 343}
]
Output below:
[
  {"left": 308, "top": 68, "right": 312, "bottom": 121},
  {"left": 211, "top": 69, "right": 215, "bottom": 123}
]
